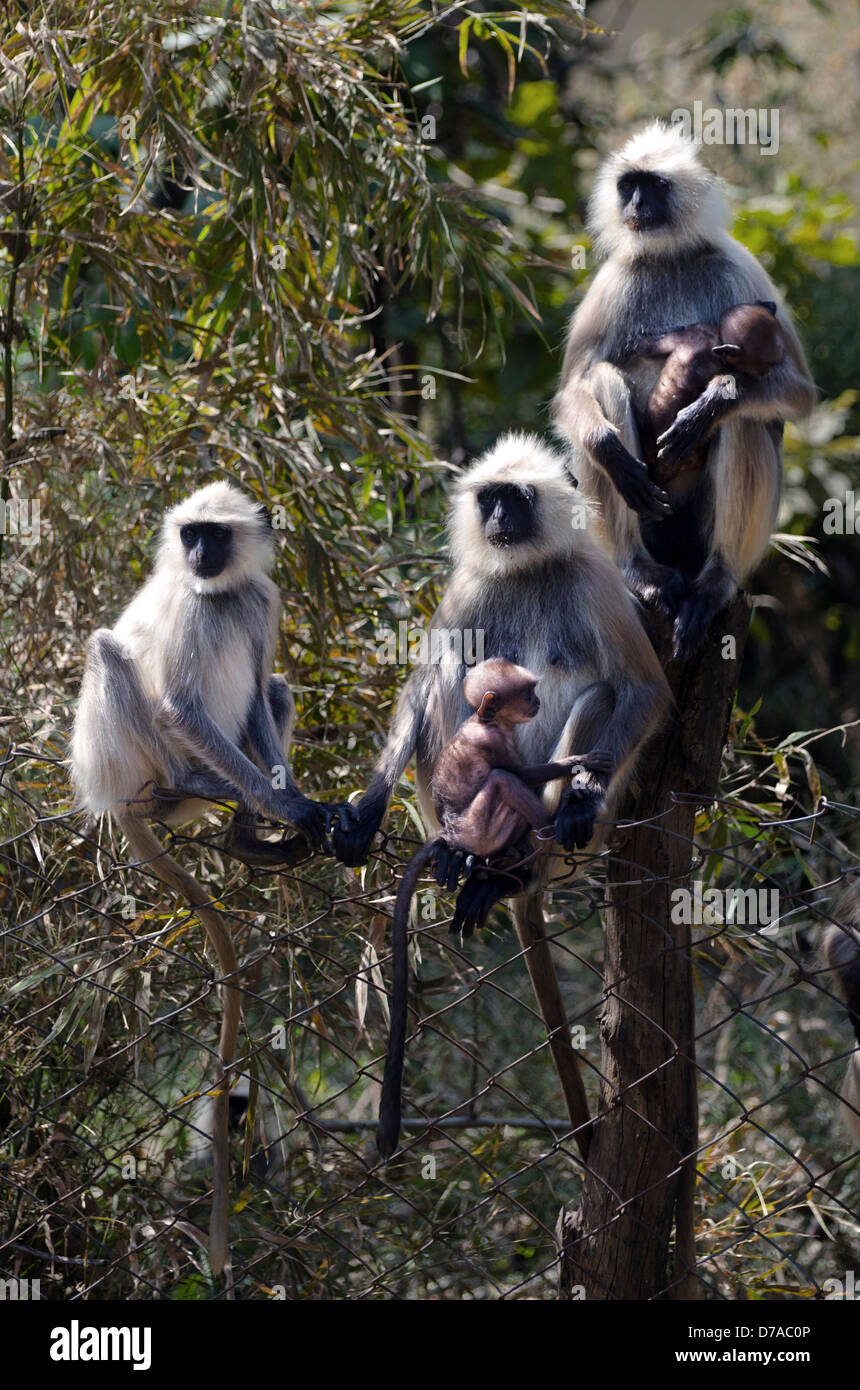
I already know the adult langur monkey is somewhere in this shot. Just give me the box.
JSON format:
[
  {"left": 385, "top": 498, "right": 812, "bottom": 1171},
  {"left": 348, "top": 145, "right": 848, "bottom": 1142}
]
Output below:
[
  {"left": 822, "top": 880, "right": 860, "bottom": 1144},
  {"left": 334, "top": 434, "right": 670, "bottom": 1154},
  {"left": 70, "top": 481, "right": 333, "bottom": 1274},
  {"left": 553, "top": 122, "right": 816, "bottom": 660}
]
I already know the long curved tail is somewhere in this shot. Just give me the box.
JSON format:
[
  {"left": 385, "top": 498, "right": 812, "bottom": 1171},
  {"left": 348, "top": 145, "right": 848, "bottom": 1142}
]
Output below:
[
  {"left": 822, "top": 885, "right": 860, "bottom": 1144},
  {"left": 117, "top": 813, "right": 240, "bottom": 1273},
  {"left": 376, "top": 839, "right": 439, "bottom": 1160}
]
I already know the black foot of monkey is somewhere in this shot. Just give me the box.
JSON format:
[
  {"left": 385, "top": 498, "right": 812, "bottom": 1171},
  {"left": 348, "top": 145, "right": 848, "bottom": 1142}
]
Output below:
[
  {"left": 431, "top": 842, "right": 477, "bottom": 893},
  {"left": 672, "top": 597, "right": 714, "bottom": 661},
  {"left": 450, "top": 841, "right": 534, "bottom": 938},
  {"left": 671, "top": 564, "right": 733, "bottom": 660}
]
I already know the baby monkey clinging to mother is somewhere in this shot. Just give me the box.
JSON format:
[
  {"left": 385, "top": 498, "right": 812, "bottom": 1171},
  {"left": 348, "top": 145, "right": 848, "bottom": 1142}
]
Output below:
[
  {"left": 432, "top": 659, "right": 613, "bottom": 860},
  {"left": 635, "top": 300, "right": 786, "bottom": 486},
  {"left": 376, "top": 657, "right": 611, "bottom": 1159}
]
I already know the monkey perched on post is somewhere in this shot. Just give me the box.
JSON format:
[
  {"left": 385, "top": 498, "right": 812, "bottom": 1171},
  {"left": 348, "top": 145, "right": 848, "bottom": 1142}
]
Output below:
[
  {"left": 335, "top": 434, "right": 669, "bottom": 1151},
  {"left": 554, "top": 122, "right": 815, "bottom": 658},
  {"left": 377, "top": 658, "right": 612, "bottom": 1158},
  {"left": 635, "top": 301, "right": 785, "bottom": 486},
  {"left": 334, "top": 435, "right": 669, "bottom": 908},
  {"left": 70, "top": 480, "right": 333, "bottom": 1275}
]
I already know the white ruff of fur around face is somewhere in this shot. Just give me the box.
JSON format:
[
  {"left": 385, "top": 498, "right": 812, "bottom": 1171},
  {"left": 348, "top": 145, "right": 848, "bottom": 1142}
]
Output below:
[
  {"left": 588, "top": 120, "right": 730, "bottom": 263},
  {"left": 449, "top": 432, "right": 595, "bottom": 577},
  {"left": 161, "top": 480, "right": 275, "bottom": 595}
]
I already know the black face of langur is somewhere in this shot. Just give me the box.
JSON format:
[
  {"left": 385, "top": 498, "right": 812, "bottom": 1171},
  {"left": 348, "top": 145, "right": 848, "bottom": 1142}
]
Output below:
[
  {"left": 179, "top": 520, "right": 233, "bottom": 580},
  {"left": 616, "top": 170, "right": 674, "bottom": 234},
  {"left": 476, "top": 484, "right": 537, "bottom": 548}
]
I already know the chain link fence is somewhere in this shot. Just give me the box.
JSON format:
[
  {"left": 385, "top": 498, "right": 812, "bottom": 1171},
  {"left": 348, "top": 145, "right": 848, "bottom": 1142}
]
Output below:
[{"left": 2, "top": 733, "right": 858, "bottom": 1301}]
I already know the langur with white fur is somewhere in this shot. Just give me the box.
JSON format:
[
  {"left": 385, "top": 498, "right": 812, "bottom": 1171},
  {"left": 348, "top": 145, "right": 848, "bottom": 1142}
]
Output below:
[
  {"left": 70, "top": 480, "right": 332, "bottom": 1274},
  {"left": 334, "top": 434, "right": 670, "bottom": 1153},
  {"left": 554, "top": 122, "right": 816, "bottom": 658}
]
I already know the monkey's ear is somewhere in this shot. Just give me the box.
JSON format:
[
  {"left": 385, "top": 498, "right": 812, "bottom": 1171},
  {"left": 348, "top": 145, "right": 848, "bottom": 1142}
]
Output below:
[
  {"left": 756, "top": 299, "right": 777, "bottom": 316},
  {"left": 257, "top": 503, "right": 274, "bottom": 531},
  {"left": 713, "top": 343, "right": 742, "bottom": 361},
  {"left": 476, "top": 691, "right": 499, "bottom": 723}
]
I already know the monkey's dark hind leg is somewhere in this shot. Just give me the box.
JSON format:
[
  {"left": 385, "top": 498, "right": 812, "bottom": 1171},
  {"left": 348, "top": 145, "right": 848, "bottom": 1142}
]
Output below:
[
  {"left": 672, "top": 550, "right": 735, "bottom": 660},
  {"left": 225, "top": 673, "right": 315, "bottom": 866}
]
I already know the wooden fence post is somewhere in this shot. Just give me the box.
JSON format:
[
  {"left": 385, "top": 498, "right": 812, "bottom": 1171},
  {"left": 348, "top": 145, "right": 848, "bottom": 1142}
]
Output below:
[{"left": 557, "top": 594, "right": 750, "bottom": 1300}]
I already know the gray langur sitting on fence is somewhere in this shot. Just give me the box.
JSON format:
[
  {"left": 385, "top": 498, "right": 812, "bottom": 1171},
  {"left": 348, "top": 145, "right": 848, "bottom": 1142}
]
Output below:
[
  {"left": 553, "top": 122, "right": 816, "bottom": 659},
  {"left": 69, "top": 480, "right": 333, "bottom": 1275},
  {"left": 333, "top": 434, "right": 670, "bottom": 1154},
  {"left": 334, "top": 433, "right": 669, "bottom": 903}
]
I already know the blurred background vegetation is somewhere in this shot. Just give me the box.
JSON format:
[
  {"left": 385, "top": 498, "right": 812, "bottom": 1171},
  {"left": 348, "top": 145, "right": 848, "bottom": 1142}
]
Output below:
[{"left": 0, "top": 0, "right": 857, "bottom": 1299}]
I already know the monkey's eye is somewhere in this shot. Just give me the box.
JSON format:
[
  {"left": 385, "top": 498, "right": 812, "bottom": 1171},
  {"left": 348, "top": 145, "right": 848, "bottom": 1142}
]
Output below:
[
  {"left": 210, "top": 524, "right": 231, "bottom": 541},
  {"left": 180, "top": 525, "right": 198, "bottom": 545},
  {"left": 476, "top": 487, "right": 499, "bottom": 516},
  {"left": 653, "top": 175, "right": 670, "bottom": 190}
]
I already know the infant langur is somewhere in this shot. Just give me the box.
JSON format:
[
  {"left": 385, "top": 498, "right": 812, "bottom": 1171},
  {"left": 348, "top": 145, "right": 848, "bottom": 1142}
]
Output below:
[
  {"left": 635, "top": 301, "right": 785, "bottom": 486},
  {"left": 376, "top": 658, "right": 611, "bottom": 1159},
  {"left": 432, "top": 659, "right": 612, "bottom": 859}
]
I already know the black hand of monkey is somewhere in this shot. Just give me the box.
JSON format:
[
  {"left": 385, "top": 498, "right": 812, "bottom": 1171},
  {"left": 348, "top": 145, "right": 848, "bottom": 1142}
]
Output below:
[
  {"left": 331, "top": 801, "right": 384, "bottom": 866},
  {"left": 656, "top": 401, "right": 711, "bottom": 465},
  {"left": 554, "top": 789, "right": 603, "bottom": 852},
  {"left": 571, "top": 748, "right": 615, "bottom": 777},
  {"left": 287, "top": 798, "right": 333, "bottom": 854},
  {"left": 597, "top": 433, "right": 673, "bottom": 519}
]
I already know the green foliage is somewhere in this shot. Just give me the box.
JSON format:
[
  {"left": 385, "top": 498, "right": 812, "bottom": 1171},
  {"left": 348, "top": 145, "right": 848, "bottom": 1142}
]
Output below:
[{"left": 1, "top": 0, "right": 858, "bottom": 1302}]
